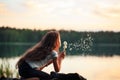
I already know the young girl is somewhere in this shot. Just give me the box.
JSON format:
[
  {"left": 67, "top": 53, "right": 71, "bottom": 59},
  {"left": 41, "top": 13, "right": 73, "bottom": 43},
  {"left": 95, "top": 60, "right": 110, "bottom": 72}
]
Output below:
[{"left": 16, "top": 31, "right": 65, "bottom": 80}]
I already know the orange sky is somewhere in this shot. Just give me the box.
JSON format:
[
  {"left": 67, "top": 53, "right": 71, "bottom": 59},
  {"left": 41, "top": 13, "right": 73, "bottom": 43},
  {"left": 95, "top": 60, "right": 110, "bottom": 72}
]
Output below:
[{"left": 0, "top": 0, "right": 120, "bottom": 31}]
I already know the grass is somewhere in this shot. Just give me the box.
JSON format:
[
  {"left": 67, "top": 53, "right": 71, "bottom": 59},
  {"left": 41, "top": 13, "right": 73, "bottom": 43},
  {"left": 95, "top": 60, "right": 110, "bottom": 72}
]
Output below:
[{"left": 0, "top": 58, "right": 19, "bottom": 78}]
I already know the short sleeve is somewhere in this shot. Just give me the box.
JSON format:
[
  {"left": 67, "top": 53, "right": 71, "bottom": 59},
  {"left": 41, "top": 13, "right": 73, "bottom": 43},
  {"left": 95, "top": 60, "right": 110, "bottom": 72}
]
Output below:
[{"left": 52, "top": 50, "right": 58, "bottom": 58}]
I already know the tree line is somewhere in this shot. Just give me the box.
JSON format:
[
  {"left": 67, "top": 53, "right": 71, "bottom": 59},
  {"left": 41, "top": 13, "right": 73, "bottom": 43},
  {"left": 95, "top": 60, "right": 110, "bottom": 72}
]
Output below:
[
  {"left": 0, "top": 26, "right": 120, "bottom": 56},
  {"left": 0, "top": 26, "right": 120, "bottom": 43}
]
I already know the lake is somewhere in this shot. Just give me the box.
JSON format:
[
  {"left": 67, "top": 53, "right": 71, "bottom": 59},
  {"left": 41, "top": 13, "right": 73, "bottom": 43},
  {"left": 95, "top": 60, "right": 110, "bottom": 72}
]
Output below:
[
  {"left": 0, "top": 43, "right": 120, "bottom": 57},
  {"left": 0, "top": 42, "right": 120, "bottom": 80},
  {"left": 0, "top": 56, "right": 120, "bottom": 80}
]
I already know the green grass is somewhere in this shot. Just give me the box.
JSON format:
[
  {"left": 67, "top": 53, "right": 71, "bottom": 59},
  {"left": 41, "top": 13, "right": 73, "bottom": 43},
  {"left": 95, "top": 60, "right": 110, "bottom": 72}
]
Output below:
[{"left": 0, "top": 58, "right": 19, "bottom": 78}]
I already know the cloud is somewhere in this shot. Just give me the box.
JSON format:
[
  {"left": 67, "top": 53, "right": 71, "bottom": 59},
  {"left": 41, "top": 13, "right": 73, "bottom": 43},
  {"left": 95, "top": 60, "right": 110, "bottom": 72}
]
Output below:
[
  {"left": 22, "top": 0, "right": 40, "bottom": 10},
  {"left": 93, "top": 3, "right": 120, "bottom": 18},
  {"left": 0, "top": 2, "right": 16, "bottom": 16},
  {"left": 0, "top": 3, "right": 8, "bottom": 15},
  {"left": 21, "top": 0, "right": 81, "bottom": 16}
]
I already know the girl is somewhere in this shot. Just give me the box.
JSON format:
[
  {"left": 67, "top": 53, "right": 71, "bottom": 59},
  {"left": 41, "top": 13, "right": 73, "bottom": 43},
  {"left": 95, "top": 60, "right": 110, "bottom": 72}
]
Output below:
[{"left": 16, "top": 31, "right": 65, "bottom": 80}]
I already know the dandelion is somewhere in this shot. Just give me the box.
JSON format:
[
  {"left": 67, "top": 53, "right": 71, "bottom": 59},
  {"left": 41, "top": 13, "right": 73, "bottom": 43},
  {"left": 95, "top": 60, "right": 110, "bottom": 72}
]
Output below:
[{"left": 63, "top": 41, "right": 67, "bottom": 51}]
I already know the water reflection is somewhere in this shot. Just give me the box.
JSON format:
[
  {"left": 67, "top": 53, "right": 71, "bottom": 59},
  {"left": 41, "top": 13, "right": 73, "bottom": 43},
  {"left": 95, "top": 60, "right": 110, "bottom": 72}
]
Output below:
[
  {"left": 0, "top": 43, "right": 34, "bottom": 58},
  {"left": 60, "top": 56, "right": 120, "bottom": 80},
  {"left": 0, "top": 56, "right": 120, "bottom": 80},
  {"left": 0, "top": 43, "right": 120, "bottom": 57}
]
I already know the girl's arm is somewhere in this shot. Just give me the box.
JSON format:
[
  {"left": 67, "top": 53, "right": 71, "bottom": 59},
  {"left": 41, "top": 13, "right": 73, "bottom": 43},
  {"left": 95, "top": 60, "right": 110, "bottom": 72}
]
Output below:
[
  {"left": 53, "top": 51, "right": 65, "bottom": 72},
  {"left": 36, "top": 60, "right": 53, "bottom": 70},
  {"left": 37, "top": 51, "right": 65, "bottom": 71}
]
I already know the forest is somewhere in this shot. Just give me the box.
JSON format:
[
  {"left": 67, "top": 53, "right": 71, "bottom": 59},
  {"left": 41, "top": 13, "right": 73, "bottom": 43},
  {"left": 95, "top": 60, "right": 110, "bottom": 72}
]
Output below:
[{"left": 0, "top": 26, "right": 120, "bottom": 57}]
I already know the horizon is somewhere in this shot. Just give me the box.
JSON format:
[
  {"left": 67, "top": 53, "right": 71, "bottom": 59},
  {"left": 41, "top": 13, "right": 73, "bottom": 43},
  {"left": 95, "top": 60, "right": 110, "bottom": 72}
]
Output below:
[
  {"left": 1, "top": 26, "right": 120, "bottom": 32},
  {"left": 0, "top": 0, "right": 120, "bottom": 32}
]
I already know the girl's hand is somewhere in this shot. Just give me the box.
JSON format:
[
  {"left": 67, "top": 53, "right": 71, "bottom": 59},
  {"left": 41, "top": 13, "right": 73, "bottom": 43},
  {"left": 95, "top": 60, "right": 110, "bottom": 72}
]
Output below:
[{"left": 59, "top": 51, "right": 66, "bottom": 59}]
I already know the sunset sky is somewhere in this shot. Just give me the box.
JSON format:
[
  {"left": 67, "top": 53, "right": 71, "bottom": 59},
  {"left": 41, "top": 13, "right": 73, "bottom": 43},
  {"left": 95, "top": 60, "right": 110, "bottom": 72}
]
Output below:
[{"left": 0, "top": 0, "right": 120, "bottom": 31}]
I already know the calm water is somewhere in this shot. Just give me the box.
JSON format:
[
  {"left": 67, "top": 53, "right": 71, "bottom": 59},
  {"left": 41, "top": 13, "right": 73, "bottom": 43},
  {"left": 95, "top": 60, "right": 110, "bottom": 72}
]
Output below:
[
  {"left": 0, "top": 43, "right": 120, "bottom": 80},
  {"left": 0, "top": 43, "right": 120, "bottom": 57},
  {"left": 0, "top": 56, "right": 120, "bottom": 80}
]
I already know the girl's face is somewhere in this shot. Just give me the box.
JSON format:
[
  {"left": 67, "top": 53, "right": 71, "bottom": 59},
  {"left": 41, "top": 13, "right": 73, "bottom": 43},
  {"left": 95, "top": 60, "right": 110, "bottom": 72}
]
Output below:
[
  {"left": 55, "top": 35, "right": 61, "bottom": 49},
  {"left": 58, "top": 35, "right": 61, "bottom": 47}
]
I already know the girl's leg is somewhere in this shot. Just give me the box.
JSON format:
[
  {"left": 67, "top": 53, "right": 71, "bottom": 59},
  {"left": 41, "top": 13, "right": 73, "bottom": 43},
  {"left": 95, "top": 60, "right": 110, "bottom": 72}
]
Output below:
[
  {"left": 18, "top": 61, "right": 51, "bottom": 80},
  {"left": 31, "top": 70, "right": 51, "bottom": 80}
]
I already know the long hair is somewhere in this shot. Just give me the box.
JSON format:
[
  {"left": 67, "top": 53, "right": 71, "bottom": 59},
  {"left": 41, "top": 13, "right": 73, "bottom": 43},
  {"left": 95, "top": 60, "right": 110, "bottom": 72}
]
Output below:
[{"left": 16, "top": 30, "right": 60, "bottom": 68}]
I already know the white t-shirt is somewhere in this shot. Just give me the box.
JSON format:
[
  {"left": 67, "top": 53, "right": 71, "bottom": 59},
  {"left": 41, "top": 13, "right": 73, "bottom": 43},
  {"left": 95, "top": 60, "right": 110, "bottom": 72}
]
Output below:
[{"left": 26, "top": 50, "right": 58, "bottom": 69}]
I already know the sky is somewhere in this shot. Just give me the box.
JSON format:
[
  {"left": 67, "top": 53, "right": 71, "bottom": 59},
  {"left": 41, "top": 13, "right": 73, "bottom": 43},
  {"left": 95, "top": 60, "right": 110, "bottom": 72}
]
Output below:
[{"left": 0, "top": 0, "right": 120, "bottom": 32}]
